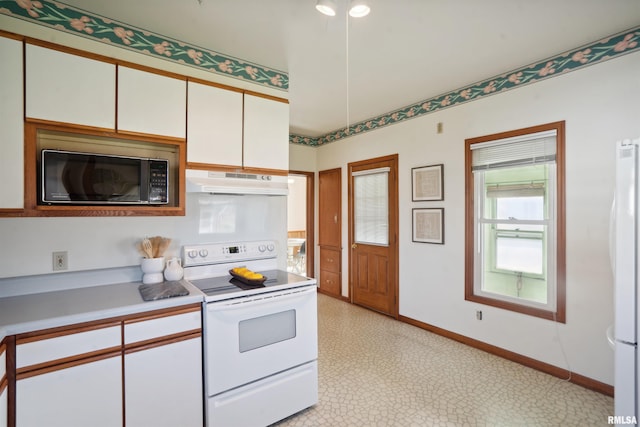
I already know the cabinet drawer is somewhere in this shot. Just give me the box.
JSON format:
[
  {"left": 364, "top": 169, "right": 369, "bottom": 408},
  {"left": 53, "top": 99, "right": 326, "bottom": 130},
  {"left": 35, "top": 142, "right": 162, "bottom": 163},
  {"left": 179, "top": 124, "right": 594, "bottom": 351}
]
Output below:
[
  {"left": 319, "top": 270, "right": 340, "bottom": 295},
  {"left": 125, "top": 309, "right": 201, "bottom": 345},
  {"left": 320, "top": 248, "right": 340, "bottom": 273},
  {"left": 16, "top": 324, "right": 121, "bottom": 369}
]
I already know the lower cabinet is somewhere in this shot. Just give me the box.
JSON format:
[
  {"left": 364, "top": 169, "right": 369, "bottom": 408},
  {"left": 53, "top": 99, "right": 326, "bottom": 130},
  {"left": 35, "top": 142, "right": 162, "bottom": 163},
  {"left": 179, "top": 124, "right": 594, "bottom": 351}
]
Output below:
[
  {"left": 124, "top": 306, "right": 203, "bottom": 427},
  {"left": 0, "top": 384, "right": 6, "bottom": 427},
  {"left": 16, "top": 356, "right": 122, "bottom": 427},
  {"left": 6, "top": 303, "right": 203, "bottom": 427},
  {"left": 1, "top": 339, "right": 7, "bottom": 427},
  {"left": 125, "top": 337, "right": 203, "bottom": 427},
  {"left": 1, "top": 339, "right": 6, "bottom": 427},
  {"left": 319, "top": 247, "right": 341, "bottom": 297}
]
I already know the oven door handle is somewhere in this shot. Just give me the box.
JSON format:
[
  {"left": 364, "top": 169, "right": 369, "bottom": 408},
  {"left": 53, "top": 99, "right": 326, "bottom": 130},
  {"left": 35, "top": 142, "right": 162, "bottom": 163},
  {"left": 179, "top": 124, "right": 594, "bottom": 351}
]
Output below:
[{"left": 207, "top": 286, "right": 316, "bottom": 312}]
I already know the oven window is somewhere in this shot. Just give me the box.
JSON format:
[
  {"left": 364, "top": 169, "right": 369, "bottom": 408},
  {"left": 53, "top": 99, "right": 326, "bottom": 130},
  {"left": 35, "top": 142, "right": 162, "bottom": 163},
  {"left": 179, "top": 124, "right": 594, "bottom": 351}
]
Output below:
[{"left": 238, "top": 310, "right": 296, "bottom": 353}]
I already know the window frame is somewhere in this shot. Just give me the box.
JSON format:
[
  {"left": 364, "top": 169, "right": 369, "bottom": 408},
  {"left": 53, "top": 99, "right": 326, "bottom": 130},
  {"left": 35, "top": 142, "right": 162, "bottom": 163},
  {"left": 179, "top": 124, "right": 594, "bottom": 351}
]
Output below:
[{"left": 465, "top": 121, "right": 566, "bottom": 323}]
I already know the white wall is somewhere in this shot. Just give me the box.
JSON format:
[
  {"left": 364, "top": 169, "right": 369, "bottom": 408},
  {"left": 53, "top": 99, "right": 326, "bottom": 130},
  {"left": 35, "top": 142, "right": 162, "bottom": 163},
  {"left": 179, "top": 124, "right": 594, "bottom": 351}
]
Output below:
[
  {"left": 0, "top": 193, "right": 288, "bottom": 289},
  {"left": 294, "top": 52, "right": 640, "bottom": 386},
  {"left": 287, "top": 175, "right": 307, "bottom": 232}
]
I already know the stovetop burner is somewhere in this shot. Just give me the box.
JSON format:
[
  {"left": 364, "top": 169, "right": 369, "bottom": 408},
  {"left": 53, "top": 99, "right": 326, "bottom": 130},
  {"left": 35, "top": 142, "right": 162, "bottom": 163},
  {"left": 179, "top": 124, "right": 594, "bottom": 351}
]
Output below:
[{"left": 188, "top": 269, "right": 313, "bottom": 298}]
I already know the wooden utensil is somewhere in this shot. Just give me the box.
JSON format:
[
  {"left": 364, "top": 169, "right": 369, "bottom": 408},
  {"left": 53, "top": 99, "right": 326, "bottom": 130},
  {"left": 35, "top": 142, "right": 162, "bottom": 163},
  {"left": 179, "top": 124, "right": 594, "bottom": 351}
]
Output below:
[{"left": 141, "top": 238, "right": 154, "bottom": 258}]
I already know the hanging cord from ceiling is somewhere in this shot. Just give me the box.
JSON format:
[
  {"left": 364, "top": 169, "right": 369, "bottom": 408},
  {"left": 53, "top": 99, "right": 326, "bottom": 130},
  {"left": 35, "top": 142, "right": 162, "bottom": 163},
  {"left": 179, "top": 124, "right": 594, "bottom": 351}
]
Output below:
[{"left": 345, "top": 9, "right": 350, "bottom": 132}]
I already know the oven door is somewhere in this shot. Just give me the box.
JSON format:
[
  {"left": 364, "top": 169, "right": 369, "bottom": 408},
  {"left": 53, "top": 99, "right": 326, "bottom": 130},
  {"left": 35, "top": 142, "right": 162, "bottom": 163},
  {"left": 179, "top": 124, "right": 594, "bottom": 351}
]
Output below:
[{"left": 205, "top": 285, "right": 317, "bottom": 396}]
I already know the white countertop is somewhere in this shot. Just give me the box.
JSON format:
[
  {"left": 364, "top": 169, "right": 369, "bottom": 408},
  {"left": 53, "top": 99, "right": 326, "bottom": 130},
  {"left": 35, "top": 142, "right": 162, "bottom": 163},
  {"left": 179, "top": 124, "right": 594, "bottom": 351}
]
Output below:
[{"left": 0, "top": 279, "right": 204, "bottom": 340}]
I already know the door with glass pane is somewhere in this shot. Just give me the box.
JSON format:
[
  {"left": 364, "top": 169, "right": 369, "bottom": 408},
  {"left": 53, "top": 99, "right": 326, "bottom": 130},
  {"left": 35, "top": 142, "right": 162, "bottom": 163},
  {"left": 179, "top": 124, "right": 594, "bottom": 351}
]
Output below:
[{"left": 348, "top": 155, "right": 398, "bottom": 318}]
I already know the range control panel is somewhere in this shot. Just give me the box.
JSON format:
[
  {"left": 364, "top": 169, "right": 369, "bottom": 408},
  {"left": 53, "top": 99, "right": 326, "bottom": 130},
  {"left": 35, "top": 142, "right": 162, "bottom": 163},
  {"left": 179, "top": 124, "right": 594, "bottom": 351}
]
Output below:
[{"left": 182, "top": 240, "right": 277, "bottom": 267}]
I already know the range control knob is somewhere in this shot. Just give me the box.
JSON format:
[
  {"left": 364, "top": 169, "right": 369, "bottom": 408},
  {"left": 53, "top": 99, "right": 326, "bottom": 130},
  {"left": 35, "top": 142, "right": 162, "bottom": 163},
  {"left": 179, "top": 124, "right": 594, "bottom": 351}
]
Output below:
[
  {"left": 199, "top": 249, "right": 209, "bottom": 258},
  {"left": 258, "top": 244, "right": 266, "bottom": 252},
  {"left": 267, "top": 243, "right": 275, "bottom": 252},
  {"left": 187, "top": 250, "right": 198, "bottom": 259}
]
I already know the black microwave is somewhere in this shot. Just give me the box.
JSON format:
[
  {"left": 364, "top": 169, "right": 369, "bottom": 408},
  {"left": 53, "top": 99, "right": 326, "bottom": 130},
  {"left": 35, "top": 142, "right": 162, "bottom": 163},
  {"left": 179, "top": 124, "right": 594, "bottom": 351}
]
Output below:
[{"left": 41, "top": 149, "right": 169, "bottom": 205}]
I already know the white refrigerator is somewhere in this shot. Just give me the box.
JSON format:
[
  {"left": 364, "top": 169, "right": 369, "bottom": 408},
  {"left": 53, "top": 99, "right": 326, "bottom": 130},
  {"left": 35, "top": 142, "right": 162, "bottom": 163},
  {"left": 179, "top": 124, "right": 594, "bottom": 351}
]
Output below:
[{"left": 614, "top": 138, "right": 640, "bottom": 420}]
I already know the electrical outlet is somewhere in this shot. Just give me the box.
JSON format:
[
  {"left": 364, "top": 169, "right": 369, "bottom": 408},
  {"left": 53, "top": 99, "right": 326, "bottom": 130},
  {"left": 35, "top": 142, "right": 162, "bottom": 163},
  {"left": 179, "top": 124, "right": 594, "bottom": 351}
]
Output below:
[
  {"left": 476, "top": 310, "right": 483, "bottom": 320},
  {"left": 53, "top": 251, "right": 68, "bottom": 271}
]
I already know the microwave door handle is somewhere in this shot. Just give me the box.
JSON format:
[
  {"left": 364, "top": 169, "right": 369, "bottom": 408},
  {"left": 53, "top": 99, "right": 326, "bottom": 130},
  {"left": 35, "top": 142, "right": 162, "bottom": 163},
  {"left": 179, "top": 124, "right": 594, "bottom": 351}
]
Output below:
[{"left": 207, "top": 286, "right": 316, "bottom": 313}]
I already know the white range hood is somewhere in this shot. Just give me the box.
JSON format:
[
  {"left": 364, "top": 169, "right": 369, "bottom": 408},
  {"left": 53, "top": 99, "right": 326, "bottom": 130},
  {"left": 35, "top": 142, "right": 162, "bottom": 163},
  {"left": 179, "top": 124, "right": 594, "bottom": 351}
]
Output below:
[{"left": 185, "top": 169, "right": 289, "bottom": 196}]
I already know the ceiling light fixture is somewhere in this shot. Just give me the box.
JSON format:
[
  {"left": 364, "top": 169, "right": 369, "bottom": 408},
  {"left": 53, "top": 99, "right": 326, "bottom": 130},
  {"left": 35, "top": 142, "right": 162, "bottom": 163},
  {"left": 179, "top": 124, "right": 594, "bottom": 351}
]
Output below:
[
  {"left": 315, "top": 0, "right": 370, "bottom": 18},
  {"left": 348, "top": 0, "right": 370, "bottom": 18},
  {"left": 315, "top": 0, "right": 337, "bottom": 16}
]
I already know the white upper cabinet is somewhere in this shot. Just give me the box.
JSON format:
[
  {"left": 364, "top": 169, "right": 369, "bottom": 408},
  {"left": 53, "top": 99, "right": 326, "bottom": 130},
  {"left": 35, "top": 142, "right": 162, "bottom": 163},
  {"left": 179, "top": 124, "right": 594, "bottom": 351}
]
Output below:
[
  {"left": 243, "top": 94, "right": 290, "bottom": 171},
  {"left": 187, "top": 81, "right": 243, "bottom": 166},
  {"left": 0, "top": 36, "right": 24, "bottom": 210},
  {"left": 25, "top": 44, "right": 116, "bottom": 129},
  {"left": 118, "top": 66, "right": 187, "bottom": 138}
]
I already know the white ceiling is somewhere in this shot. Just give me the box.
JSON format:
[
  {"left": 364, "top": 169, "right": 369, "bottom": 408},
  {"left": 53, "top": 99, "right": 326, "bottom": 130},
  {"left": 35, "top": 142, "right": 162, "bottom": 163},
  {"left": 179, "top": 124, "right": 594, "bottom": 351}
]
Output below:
[{"left": 61, "top": 0, "right": 640, "bottom": 138}]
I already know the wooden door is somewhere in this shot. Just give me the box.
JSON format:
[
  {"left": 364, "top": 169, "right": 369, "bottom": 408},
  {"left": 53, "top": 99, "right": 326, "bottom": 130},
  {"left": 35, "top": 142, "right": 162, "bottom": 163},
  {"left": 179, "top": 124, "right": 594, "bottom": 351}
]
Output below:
[
  {"left": 348, "top": 155, "right": 399, "bottom": 318},
  {"left": 318, "top": 168, "right": 342, "bottom": 298}
]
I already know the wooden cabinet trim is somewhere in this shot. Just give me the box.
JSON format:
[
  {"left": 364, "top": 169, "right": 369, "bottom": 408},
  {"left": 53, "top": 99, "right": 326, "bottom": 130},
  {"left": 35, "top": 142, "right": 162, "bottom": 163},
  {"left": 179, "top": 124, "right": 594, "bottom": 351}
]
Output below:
[
  {"left": 186, "top": 162, "right": 290, "bottom": 176},
  {"left": 24, "top": 38, "right": 118, "bottom": 66},
  {"left": 20, "top": 121, "right": 186, "bottom": 217},
  {"left": 187, "top": 76, "right": 245, "bottom": 94},
  {"left": 16, "top": 320, "right": 121, "bottom": 345},
  {"left": 243, "top": 89, "right": 288, "bottom": 104},
  {"left": 24, "top": 117, "right": 115, "bottom": 134},
  {"left": 15, "top": 349, "right": 121, "bottom": 380},
  {"left": 0, "top": 29, "right": 23, "bottom": 41},
  {"left": 0, "top": 339, "right": 6, "bottom": 394},
  {"left": 124, "top": 330, "right": 201, "bottom": 355},
  {"left": 123, "top": 303, "right": 201, "bottom": 325}
]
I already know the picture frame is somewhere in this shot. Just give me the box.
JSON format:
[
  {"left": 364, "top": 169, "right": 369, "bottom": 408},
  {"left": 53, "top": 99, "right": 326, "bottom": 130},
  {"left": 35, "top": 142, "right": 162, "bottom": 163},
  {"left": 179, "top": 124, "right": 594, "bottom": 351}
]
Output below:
[
  {"left": 411, "top": 164, "right": 444, "bottom": 201},
  {"left": 412, "top": 208, "right": 444, "bottom": 244}
]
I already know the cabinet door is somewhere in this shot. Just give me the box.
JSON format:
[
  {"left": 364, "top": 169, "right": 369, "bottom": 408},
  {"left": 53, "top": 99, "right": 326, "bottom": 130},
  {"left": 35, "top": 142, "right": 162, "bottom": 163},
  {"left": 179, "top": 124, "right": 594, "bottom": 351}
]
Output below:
[
  {"left": 118, "top": 66, "right": 186, "bottom": 138},
  {"left": 243, "top": 94, "right": 289, "bottom": 171},
  {"left": 16, "top": 355, "right": 122, "bottom": 427},
  {"left": 187, "top": 81, "right": 243, "bottom": 166},
  {"left": 319, "top": 168, "right": 342, "bottom": 247},
  {"left": 0, "top": 36, "right": 24, "bottom": 209},
  {"left": 25, "top": 44, "right": 116, "bottom": 129},
  {"left": 125, "top": 337, "right": 203, "bottom": 427},
  {"left": 0, "top": 340, "right": 5, "bottom": 427},
  {"left": 319, "top": 248, "right": 341, "bottom": 296},
  {"left": 0, "top": 386, "right": 6, "bottom": 427}
]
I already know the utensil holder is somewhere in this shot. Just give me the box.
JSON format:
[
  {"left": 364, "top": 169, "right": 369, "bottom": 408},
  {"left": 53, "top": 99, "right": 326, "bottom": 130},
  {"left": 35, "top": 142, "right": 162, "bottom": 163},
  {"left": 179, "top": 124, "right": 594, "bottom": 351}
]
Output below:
[{"left": 141, "top": 257, "right": 164, "bottom": 284}]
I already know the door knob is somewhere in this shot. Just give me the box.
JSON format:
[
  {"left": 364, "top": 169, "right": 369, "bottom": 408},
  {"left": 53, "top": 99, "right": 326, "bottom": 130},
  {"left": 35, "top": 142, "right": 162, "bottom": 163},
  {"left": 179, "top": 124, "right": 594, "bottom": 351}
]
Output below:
[
  {"left": 351, "top": 243, "right": 358, "bottom": 249},
  {"left": 334, "top": 214, "right": 338, "bottom": 224}
]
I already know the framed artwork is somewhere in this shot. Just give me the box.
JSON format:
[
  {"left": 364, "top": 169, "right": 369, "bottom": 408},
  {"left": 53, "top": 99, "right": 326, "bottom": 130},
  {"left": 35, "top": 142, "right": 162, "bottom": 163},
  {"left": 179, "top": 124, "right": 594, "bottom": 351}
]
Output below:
[
  {"left": 412, "top": 164, "right": 444, "bottom": 201},
  {"left": 412, "top": 208, "right": 444, "bottom": 244}
]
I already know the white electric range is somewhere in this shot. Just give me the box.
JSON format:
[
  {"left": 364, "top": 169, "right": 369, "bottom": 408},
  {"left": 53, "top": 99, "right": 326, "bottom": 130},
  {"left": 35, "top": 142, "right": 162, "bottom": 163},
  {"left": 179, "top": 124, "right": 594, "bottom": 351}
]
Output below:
[{"left": 182, "top": 240, "right": 318, "bottom": 427}]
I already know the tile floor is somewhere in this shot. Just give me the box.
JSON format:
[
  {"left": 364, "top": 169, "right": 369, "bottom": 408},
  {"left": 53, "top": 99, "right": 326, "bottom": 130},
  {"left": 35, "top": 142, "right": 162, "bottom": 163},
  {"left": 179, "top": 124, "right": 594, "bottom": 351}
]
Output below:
[{"left": 273, "top": 293, "right": 614, "bottom": 427}]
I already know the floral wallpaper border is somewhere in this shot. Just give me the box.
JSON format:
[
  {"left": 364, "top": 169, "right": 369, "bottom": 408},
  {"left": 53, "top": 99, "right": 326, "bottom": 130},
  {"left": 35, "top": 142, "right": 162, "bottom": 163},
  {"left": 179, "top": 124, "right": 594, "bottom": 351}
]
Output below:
[
  {"left": 0, "top": 0, "right": 288, "bottom": 90},
  {"left": 290, "top": 27, "right": 640, "bottom": 147},
  {"left": 0, "top": 1, "right": 637, "bottom": 148}
]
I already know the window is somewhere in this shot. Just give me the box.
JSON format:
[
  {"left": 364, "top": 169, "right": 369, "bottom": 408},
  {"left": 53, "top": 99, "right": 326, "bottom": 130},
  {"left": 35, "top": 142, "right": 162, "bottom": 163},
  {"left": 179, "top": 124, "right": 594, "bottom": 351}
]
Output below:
[
  {"left": 353, "top": 167, "right": 390, "bottom": 246},
  {"left": 465, "top": 122, "right": 565, "bottom": 322}
]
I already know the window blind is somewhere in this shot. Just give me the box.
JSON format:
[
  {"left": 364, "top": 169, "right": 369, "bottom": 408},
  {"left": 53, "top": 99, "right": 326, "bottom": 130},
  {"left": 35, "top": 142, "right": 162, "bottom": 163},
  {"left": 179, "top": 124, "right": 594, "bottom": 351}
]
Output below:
[
  {"left": 353, "top": 168, "right": 389, "bottom": 245},
  {"left": 486, "top": 182, "right": 545, "bottom": 198},
  {"left": 471, "top": 130, "right": 557, "bottom": 171}
]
